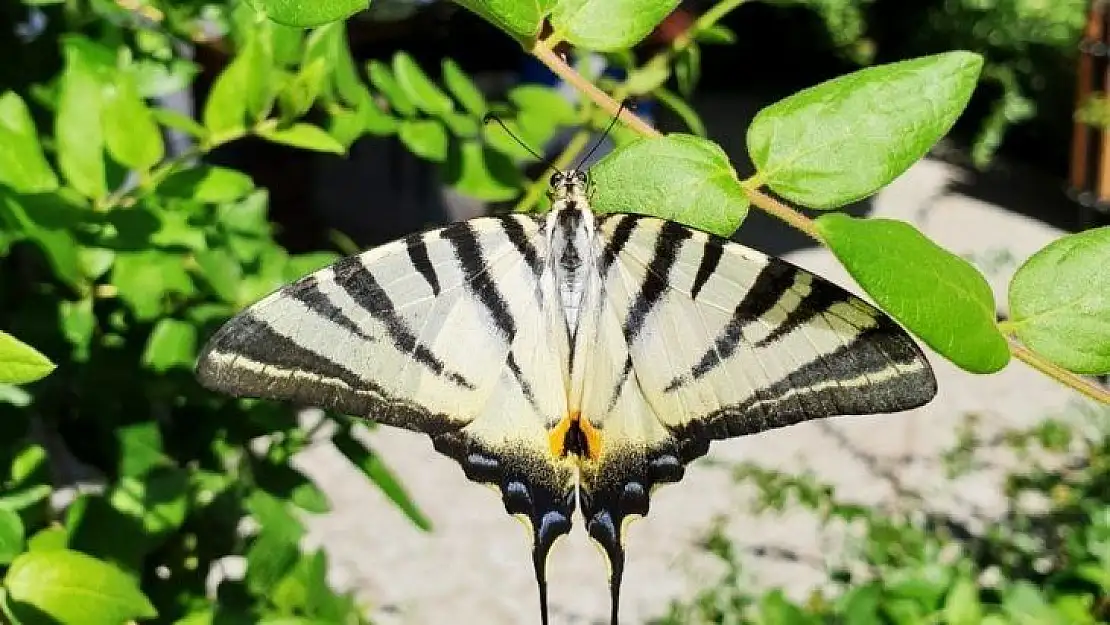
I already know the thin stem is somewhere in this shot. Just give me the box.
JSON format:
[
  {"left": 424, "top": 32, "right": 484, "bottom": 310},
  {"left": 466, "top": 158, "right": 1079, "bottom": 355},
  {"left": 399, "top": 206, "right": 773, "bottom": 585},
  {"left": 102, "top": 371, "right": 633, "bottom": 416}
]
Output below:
[
  {"left": 513, "top": 130, "right": 592, "bottom": 213},
  {"left": 530, "top": 41, "right": 659, "bottom": 138},
  {"left": 693, "top": 0, "right": 747, "bottom": 34},
  {"left": 529, "top": 29, "right": 1109, "bottom": 407},
  {"left": 1007, "top": 338, "right": 1110, "bottom": 405}
]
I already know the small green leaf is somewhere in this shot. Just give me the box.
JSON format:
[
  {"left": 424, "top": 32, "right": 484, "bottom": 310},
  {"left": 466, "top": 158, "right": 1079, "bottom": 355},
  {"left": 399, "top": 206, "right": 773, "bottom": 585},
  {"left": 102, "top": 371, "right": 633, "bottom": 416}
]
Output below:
[
  {"left": 1003, "top": 581, "right": 1067, "bottom": 625},
  {"left": 333, "top": 429, "right": 431, "bottom": 531},
  {"left": 26, "top": 526, "right": 67, "bottom": 552},
  {"left": 367, "top": 60, "right": 417, "bottom": 118},
  {"left": 0, "top": 91, "right": 58, "bottom": 193},
  {"left": 279, "top": 57, "right": 327, "bottom": 120},
  {"left": 197, "top": 248, "right": 244, "bottom": 304},
  {"left": 399, "top": 119, "right": 450, "bottom": 162},
  {"left": 159, "top": 165, "right": 255, "bottom": 203},
  {"left": 443, "top": 140, "right": 523, "bottom": 201},
  {"left": 151, "top": 107, "right": 209, "bottom": 140},
  {"left": 255, "top": 0, "right": 366, "bottom": 27},
  {"left": 1, "top": 193, "right": 84, "bottom": 288},
  {"left": 112, "top": 250, "right": 194, "bottom": 321},
  {"left": 815, "top": 213, "right": 1010, "bottom": 373},
  {"left": 748, "top": 51, "right": 983, "bottom": 208},
  {"left": 142, "top": 319, "right": 198, "bottom": 373},
  {"left": 5, "top": 549, "right": 157, "bottom": 624},
  {"left": 56, "top": 39, "right": 108, "bottom": 199},
  {"left": 551, "top": 0, "right": 681, "bottom": 51},
  {"left": 256, "top": 123, "right": 346, "bottom": 154},
  {"left": 204, "top": 37, "right": 271, "bottom": 137},
  {"left": 508, "top": 85, "right": 576, "bottom": 126},
  {"left": 116, "top": 421, "right": 167, "bottom": 477},
  {"left": 0, "top": 507, "right": 25, "bottom": 565},
  {"left": 452, "top": 0, "right": 549, "bottom": 42},
  {"left": 1008, "top": 226, "right": 1110, "bottom": 374},
  {"left": 944, "top": 576, "right": 983, "bottom": 625},
  {"left": 109, "top": 471, "right": 189, "bottom": 537},
  {"left": 0, "top": 332, "right": 55, "bottom": 385},
  {"left": 623, "top": 55, "right": 672, "bottom": 96},
  {"left": 441, "top": 58, "right": 487, "bottom": 117},
  {"left": 590, "top": 134, "right": 749, "bottom": 236},
  {"left": 101, "top": 73, "right": 164, "bottom": 171},
  {"left": 393, "top": 52, "right": 454, "bottom": 116},
  {"left": 653, "top": 87, "right": 706, "bottom": 136}
]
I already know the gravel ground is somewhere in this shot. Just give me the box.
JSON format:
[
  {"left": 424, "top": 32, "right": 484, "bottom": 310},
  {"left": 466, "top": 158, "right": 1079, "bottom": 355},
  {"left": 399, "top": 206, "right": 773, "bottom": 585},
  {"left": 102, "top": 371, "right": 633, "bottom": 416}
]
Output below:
[{"left": 294, "top": 144, "right": 1094, "bottom": 624}]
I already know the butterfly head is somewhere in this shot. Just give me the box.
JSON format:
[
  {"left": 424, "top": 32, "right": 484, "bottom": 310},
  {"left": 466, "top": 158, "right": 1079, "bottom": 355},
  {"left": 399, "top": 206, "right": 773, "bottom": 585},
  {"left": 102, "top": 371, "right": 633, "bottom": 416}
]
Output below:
[{"left": 549, "top": 170, "right": 591, "bottom": 204}]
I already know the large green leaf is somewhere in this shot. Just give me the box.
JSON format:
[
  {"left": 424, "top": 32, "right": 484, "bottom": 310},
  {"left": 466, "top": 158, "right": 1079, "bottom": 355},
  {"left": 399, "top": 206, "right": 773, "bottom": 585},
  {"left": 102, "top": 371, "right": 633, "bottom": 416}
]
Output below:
[
  {"left": 254, "top": 0, "right": 367, "bottom": 27},
  {"left": 551, "top": 0, "right": 681, "bottom": 51},
  {"left": 590, "top": 134, "right": 749, "bottom": 236},
  {"left": 815, "top": 213, "right": 1010, "bottom": 373},
  {"left": 0, "top": 331, "right": 55, "bottom": 385},
  {"left": 393, "top": 52, "right": 454, "bottom": 116},
  {"left": 1008, "top": 226, "right": 1110, "bottom": 374},
  {"left": 0, "top": 92, "right": 58, "bottom": 193},
  {"left": 56, "top": 38, "right": 108, "bottom": 199},
  {"left": 101, "top": 73, "right": 164, "bottom": 171},
  {"left": 748, "top": 52, "right": 983, "bottom": 208},
  {"left": 451, "top": 0, "right": 551, "bottom": 42},
  {"left": 5, "top": 549, "right": 157, "bottom": 624}
]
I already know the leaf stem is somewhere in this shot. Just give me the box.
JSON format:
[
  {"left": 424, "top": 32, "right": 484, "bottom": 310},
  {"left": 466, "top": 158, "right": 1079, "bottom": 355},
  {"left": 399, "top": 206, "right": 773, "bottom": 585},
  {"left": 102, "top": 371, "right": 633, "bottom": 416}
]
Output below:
[
  {"left": 530, "top": 40, "right": 659, "bottom": 138},
  {"left": 513, "top": 130, "right": 592, "bottom": 213},
  {"left": 1006, "top": 338, "right": 1110, "bottom": 405},
  {"left": 528, "top": 30, "right": 1109, "bottom": 407}
]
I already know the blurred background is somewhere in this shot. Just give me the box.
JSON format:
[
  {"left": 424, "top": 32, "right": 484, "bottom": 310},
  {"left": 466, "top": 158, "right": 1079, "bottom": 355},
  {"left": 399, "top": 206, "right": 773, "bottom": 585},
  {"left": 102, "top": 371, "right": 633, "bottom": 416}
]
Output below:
[{"left": 0, "top": 0, "right": 1107, "bottom": 624}]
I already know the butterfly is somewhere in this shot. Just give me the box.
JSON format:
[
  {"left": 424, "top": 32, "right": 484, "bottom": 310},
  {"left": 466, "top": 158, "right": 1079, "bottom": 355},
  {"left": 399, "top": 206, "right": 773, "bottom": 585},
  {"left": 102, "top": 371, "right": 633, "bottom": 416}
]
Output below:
[{"left": 196, "top": 164, "right": 937, "bottom": 625}]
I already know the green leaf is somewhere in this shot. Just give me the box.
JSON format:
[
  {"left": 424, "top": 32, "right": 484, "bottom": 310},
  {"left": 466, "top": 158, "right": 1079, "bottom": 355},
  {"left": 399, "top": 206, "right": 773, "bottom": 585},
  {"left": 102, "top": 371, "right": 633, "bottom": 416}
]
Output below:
[
  {"left": 279, "top": 57, "right": 327, "bottom": 121},
  {"left": 653, "top": 87, "right": 706, "bottom": 136},
  {"left": 590, "top": 134, "right": 749, "bottom": 236},
  {"left": 0, "top": 507, "right": 24, "bottom": 565},
  {"left": 151, "top": 107, "right": 209, "bottom": 140},
  {"left": 399, "top": 119, "right": 450, "bottom": 162},
  {"left": 303, "top": 23, "right": 362, "bottom": 106},
  {"left": 101, "top": 73, "right": 164, "bottom": 171},
  {"left": 367, "top": 60, "right": 417, "bottom": 118},
  {"left": 551, "top": 0, "right": 681, "bottom": 51},
  {"left": 393, "top": 52, "right": 454, "bottom": 116},
  {"left": 26, "top": 526, "right": 67, "bottom": 552},
  {"left": 112, "top": 250, "right": 194, "bottom": 321},
  {"left": 204, "top": 37, "right": 271, "bottom": 137},
  {"left": 815, "top": 213, "right": 1010, "bottom": 373},
  {"left": 1008, "top": 226, "right": 1110, "bottom": 374},
  {"left": 255, "top": 0, "right": 367, "bottom": 27},
  {"left": 159, "top": 165, "right": 255, "bottom": 203},
  {"left": 108, "top": 471, "right": 189, "bottom": 537},
  {"left": 59, "top": 298, "right": 95, "bottom": 361},
  {"left": 0, "top": 193, "right": 85, "bottom": 288},
  {"left": 56, "top": 39, "right": 108, "bottom": 199},
  {"left": 333, "top": 429, "right": 432, "bottom": 531},
  {"left": 0, "top": 91, "right": 58, "bottom": 193},
  {"left": 451, "top": 0, "right": 549, "bottom": 42},
  {"left": 142, "top": 319, "right": 198, "bottom": 373},
  {"left": 508, "top": 85, "right": 576, "bottom": 126},
  {"left": 285, "top": 251, "right": 340, "bottom": 281},
  {"left": 245, "top": 491, "right": 304, "bottom": 594},
  {"left": 748, "top": 51, "right": 983, "bottom": 208},
  {"left": 5, "top": 549, "right": 157, "bottom": 624},
  {"left": 1003, "top": 581, "right": 1067, "bottom": 625},
  {"left": 443, "top": 140, "right": 522, "bottom": 201},
  {"left": 0, "top": 332, "right": 55, "bottom": 385},
  {"left": 197, "top": 248, "right": 244, "bottom": 304},
  {"left": 116, "top": 421, "right": 167, "bottom": 477},
  {"left": 256, "top": 123, "right": 346, "bottom": 154},
  {"left": 441, "top": 58, "right": 487, "bottom": 117},
  {"left": 945, "top": 576, "right": 983, "bottom": 625}
]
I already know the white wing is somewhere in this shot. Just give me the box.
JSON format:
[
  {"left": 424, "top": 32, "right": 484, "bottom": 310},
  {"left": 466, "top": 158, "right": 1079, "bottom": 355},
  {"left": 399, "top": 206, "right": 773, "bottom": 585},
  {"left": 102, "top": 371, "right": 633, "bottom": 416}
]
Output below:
[{"left": 197, "top": 216, "right": 579, "bottom": 604}]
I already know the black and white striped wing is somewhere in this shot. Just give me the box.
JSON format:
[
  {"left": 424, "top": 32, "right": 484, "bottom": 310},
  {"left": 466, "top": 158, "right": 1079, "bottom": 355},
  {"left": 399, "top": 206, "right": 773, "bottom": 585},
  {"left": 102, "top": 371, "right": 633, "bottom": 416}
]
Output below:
[
  {"left": 575, "top": 213, "right": 937, "bottom": 614},
  {"left": 197, "top": 216, "right": 579, "bottom": 574}
]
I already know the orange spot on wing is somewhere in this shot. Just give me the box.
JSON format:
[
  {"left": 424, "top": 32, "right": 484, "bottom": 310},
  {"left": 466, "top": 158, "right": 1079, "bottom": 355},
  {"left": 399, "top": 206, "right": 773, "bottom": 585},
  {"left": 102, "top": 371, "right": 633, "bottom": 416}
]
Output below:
[{"left": 547, "top": 411, "right": 604, "bottom": 460}]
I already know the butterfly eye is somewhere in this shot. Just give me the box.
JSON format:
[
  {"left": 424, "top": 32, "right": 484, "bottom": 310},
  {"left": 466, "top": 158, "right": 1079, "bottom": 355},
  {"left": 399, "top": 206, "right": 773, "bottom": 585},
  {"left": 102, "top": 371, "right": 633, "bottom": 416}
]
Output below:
[
  {"left": 575, "top": 171, "right": 588, "bottom": 184},
  {"left": 549, "top": 172, "right": 563, "bottom": 186}
]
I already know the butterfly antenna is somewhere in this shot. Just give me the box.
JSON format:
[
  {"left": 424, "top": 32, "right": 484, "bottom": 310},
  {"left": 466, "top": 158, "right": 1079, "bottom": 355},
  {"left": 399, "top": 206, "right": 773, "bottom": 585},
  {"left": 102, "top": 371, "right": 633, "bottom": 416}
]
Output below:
[
  {"left": 575, "top": 98, "right": 632, "bottom": 170},
  {"left": 482, "top": 113, "right": 559, "bottom": 174}
]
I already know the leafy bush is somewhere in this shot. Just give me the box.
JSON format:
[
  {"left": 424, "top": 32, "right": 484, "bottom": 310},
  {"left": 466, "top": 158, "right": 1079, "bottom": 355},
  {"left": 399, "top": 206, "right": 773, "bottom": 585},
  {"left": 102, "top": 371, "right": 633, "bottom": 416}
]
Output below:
[
  {"left": 0, "top": 0, "right": 1106, "bottom": 624},
  {"left": 656, "top": 403, "right": 1110, "bottom": 624}
]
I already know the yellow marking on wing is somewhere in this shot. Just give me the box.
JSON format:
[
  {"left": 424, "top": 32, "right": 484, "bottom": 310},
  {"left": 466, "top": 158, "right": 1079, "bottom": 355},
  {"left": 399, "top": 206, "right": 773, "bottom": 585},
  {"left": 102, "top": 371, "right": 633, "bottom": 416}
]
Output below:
[{"left": 547, "top": 411, "right": 604, "bottom": 460}]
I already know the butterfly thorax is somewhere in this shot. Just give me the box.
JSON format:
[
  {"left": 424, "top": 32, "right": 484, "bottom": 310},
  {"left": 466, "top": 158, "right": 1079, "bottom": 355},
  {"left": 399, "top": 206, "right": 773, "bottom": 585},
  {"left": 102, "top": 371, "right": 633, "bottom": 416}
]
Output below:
[{"left": 546, "top": 171, "right": 597, "bottom": 338}]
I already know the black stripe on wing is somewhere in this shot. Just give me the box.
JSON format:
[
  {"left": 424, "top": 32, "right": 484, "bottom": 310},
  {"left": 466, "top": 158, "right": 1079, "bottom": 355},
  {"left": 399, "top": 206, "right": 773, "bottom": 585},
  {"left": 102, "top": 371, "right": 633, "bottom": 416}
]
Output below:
[
  {"left": 442, "top": 222, "right": 517, "bottom": 340},
  {"left": 623, "top": 220, "right": 692, "bottom": 344},
  {"left": 333, "top": 255, "right": 477, "bottom": 390},
  {"left": 405, "top": 233, "right": 441, "bottom": 296}
]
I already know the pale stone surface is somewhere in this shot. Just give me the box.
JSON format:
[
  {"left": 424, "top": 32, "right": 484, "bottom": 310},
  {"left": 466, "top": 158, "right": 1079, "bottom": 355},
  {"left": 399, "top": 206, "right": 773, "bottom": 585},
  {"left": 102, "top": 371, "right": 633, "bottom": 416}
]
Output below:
[{"left": 295, "top": 153, "right": 1090, "bottom": 625}]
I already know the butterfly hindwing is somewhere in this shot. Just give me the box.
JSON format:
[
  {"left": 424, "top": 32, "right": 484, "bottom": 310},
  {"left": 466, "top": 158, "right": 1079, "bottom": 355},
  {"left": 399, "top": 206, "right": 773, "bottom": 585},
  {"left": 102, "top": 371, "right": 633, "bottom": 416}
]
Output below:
[{"left": 196, "top": 215, "right": 578, "bottom": 620}]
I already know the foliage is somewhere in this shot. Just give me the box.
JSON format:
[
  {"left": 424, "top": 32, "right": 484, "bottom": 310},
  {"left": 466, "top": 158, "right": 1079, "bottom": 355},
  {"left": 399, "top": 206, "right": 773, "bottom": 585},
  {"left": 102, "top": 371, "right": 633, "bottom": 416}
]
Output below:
[
  {"left": 655, "top": 404, "right": 1110, "bottom": 625},
  {"left": 0, "top": 0, "right": 1106, "bottom": 623}
]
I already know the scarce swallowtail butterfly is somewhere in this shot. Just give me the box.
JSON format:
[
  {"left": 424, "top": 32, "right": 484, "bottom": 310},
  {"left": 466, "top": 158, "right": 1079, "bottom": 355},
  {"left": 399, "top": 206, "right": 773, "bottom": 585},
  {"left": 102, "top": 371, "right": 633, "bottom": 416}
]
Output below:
[{"left": 197, "top": 152, "right": 937, "bottom": 625}]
